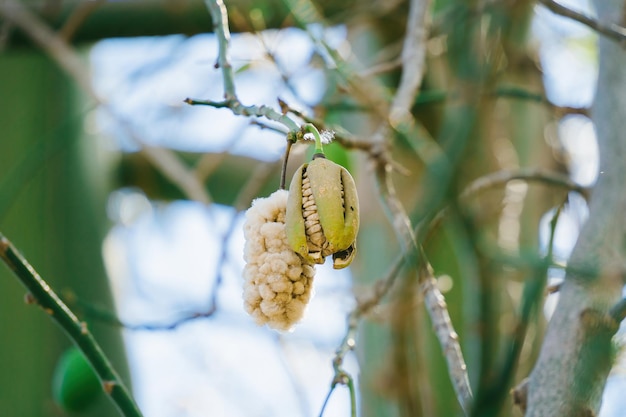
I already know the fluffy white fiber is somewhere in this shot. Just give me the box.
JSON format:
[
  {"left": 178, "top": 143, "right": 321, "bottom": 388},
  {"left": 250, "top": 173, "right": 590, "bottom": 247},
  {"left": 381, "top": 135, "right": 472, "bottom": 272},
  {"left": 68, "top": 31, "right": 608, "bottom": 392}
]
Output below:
[{"left": 242, "top": 189, "right": 315, "bottom": 331}]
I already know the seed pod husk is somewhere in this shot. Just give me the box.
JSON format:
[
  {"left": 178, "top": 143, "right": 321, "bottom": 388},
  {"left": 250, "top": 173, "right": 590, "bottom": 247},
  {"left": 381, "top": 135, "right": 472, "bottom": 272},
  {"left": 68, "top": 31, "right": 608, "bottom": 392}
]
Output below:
[{"left": 286, "top": 155, "right": 359, "bottom": 269}]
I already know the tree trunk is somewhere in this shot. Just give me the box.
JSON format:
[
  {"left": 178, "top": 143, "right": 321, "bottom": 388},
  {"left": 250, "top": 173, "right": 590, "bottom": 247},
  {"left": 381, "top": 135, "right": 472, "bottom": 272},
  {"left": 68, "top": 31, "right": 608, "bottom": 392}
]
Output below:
[{"left": 526, "top": 1, "right": 626, "bottom": 415}]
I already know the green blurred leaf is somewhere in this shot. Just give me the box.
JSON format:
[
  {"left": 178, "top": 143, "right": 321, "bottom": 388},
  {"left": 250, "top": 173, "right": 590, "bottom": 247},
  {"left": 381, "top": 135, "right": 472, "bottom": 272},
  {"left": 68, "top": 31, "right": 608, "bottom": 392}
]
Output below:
[{"left": 53, "top": 347, "right": 101, "bottom": 413}]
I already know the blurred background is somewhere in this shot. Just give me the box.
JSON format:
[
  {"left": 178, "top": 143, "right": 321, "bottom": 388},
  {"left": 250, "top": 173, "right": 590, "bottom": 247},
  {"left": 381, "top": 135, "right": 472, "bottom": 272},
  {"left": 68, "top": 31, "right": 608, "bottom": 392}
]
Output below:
[{"left": 0, "top": 0, "right": 620, "bottom": 416}]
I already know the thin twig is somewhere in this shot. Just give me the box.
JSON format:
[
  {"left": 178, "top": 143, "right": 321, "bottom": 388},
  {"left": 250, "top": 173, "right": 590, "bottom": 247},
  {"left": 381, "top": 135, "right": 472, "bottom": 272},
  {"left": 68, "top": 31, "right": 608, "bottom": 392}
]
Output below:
[
  {"left": 184, "top": 98, "right": 299, "bottom": 132},
  {"left": 186, "top": 0, "right": 300, "bottom": 134},
  {"left": 0, "top": 234, "right": 142, "bottom": 417},
  {"left": 389, "top": 0, "right": 431, "bottom": 127},
  {"left": 537, "top": 0, "right": 626, "bottom": 47},
  {"left": 369, "top": 0, "right": 473, "bottom": 412},
  {"left": 459, "top": 168, "right": 589, "bottom": 200},
  {"left": 0, "top": 0, "right": 212, "bottom": 206},
  {"left": 203, "top": 0, "right": 236, "bottom": 100},
  {"left": 67, "top": 293, "right": 216, "bottom": 331},
  {"left": 284, "top": 106, "right": 371, "bottom": 150},
  {"left": 359, "top": 57, "right": 403, "bottom": 77},
  {"left": 319, "top": 338, "right": 358, "bottom": 417},
  {"left": 375, "top": 161, "right": 473, "bottom": 414},
  {"left": 58, "top": 0, "right": 106, "bottom": 42},
  {"left": 420, "top": 271, "right": 472, "bottom": 409},
  {"left": 280, "top": 140, "right": 293, "bottom": 190}
]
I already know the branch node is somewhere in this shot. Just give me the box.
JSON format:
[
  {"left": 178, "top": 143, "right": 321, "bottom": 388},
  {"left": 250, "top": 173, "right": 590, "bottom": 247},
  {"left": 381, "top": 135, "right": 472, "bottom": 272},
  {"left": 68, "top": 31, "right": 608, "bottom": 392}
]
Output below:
[
  {"left": 511, "top": 378, "right": 528, "bottom": 413},
  {"left": 24, "top": 292, "right": 37, "bottom": 305},
  {"left": 580, "top": 308, "right": 619, "bottom": 335},
  {"left": 103, "top": 380, "right": 117, "bottom": 395}
]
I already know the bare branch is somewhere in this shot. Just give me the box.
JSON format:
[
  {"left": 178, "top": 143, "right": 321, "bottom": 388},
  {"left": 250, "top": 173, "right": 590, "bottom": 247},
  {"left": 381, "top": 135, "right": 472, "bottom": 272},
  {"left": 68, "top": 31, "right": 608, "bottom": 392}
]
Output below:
[
  {"left": 538, "top": 0, "right": 626, "bottom": 47},
  {"left": 389, "top": 0, "right": 431, "bottom": 126},
  {"left": 203, "top": 0, "right": 236, "bottom": 100},
  {"left": 76, "top": 303, "right": 217, "bottom": 332},
  {"left": 184, "top": 98, "right": 299, "bottom": 132},
  {"left": 459, "top": 168, "right": 590, "bottom": 201},
  {"left": 420, "top": 274, "right": 472, "bottom": 406},
  {"left": 58, "top": 0, "right": 106, "bottom": 42},
  {"left": 0, "top": 1, "right": 95, "bottom": 97}
]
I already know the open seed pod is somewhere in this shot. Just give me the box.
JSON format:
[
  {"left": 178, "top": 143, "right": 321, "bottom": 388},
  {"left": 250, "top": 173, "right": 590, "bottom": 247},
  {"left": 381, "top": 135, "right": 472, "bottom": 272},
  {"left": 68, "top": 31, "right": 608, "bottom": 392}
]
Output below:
[{"left": 286, "top": 154, "right": 359, "bottom": 269}]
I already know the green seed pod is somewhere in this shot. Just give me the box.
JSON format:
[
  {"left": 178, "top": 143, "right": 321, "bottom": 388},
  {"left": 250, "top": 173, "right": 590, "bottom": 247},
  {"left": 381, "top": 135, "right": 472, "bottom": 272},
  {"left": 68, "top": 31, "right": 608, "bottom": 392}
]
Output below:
[
  {"left": 52, "top": 347, "right": 101, "bottom": 412},
  {"left": 286, "top": 154, "right": 359, "bottom": 269}
]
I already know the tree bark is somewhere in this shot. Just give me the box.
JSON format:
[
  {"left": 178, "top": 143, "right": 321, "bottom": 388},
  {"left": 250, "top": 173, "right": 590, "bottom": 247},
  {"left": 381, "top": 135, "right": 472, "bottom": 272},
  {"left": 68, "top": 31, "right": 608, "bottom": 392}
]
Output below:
[{"left": 526, "top": 1, "right": 626, "bottom": 415}]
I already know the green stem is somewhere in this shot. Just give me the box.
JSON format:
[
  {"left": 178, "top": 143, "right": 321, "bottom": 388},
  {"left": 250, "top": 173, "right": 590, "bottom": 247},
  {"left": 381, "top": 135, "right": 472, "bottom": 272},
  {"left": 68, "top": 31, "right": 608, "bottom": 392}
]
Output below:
[
  {"left": 303, "top": 123, "right": 325, "bottom": 155},
  {"left": 0, "top": 234, "right": 143, "bottom": 417},
  {"left": 346, "top": 374, "right": 357, "bottom": 417}
]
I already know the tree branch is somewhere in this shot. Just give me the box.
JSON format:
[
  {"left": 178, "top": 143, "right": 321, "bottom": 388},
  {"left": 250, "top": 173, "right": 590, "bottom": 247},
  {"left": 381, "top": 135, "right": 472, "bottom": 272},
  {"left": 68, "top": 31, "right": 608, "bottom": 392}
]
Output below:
[
  {"left": 389, "top": 0, "right": 431, "bottom": 127},
  {"left": 184, "top": 98, "right": 299, "bottom": 132},
  {"left": 185, "top": 0, "right": 300, "bottom": 134},
  {"left": 609, "top": 297, "right": 626, "bottom": 323},
  {"left": 0, "top": 234, "right": 142, "bottom": 417},
  {"left": 538, "top": 0, "right": 626, "bottom": 47},
  {"left": 459, "top": 168, "right": 589, "bottom": 201}
]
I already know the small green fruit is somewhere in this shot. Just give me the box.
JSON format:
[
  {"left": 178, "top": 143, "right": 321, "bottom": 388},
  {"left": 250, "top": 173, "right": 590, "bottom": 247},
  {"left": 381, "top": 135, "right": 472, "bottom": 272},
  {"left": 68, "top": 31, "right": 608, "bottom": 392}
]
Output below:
[{"left": 53, "top": 347, "right": 101, "bottom": 412}]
